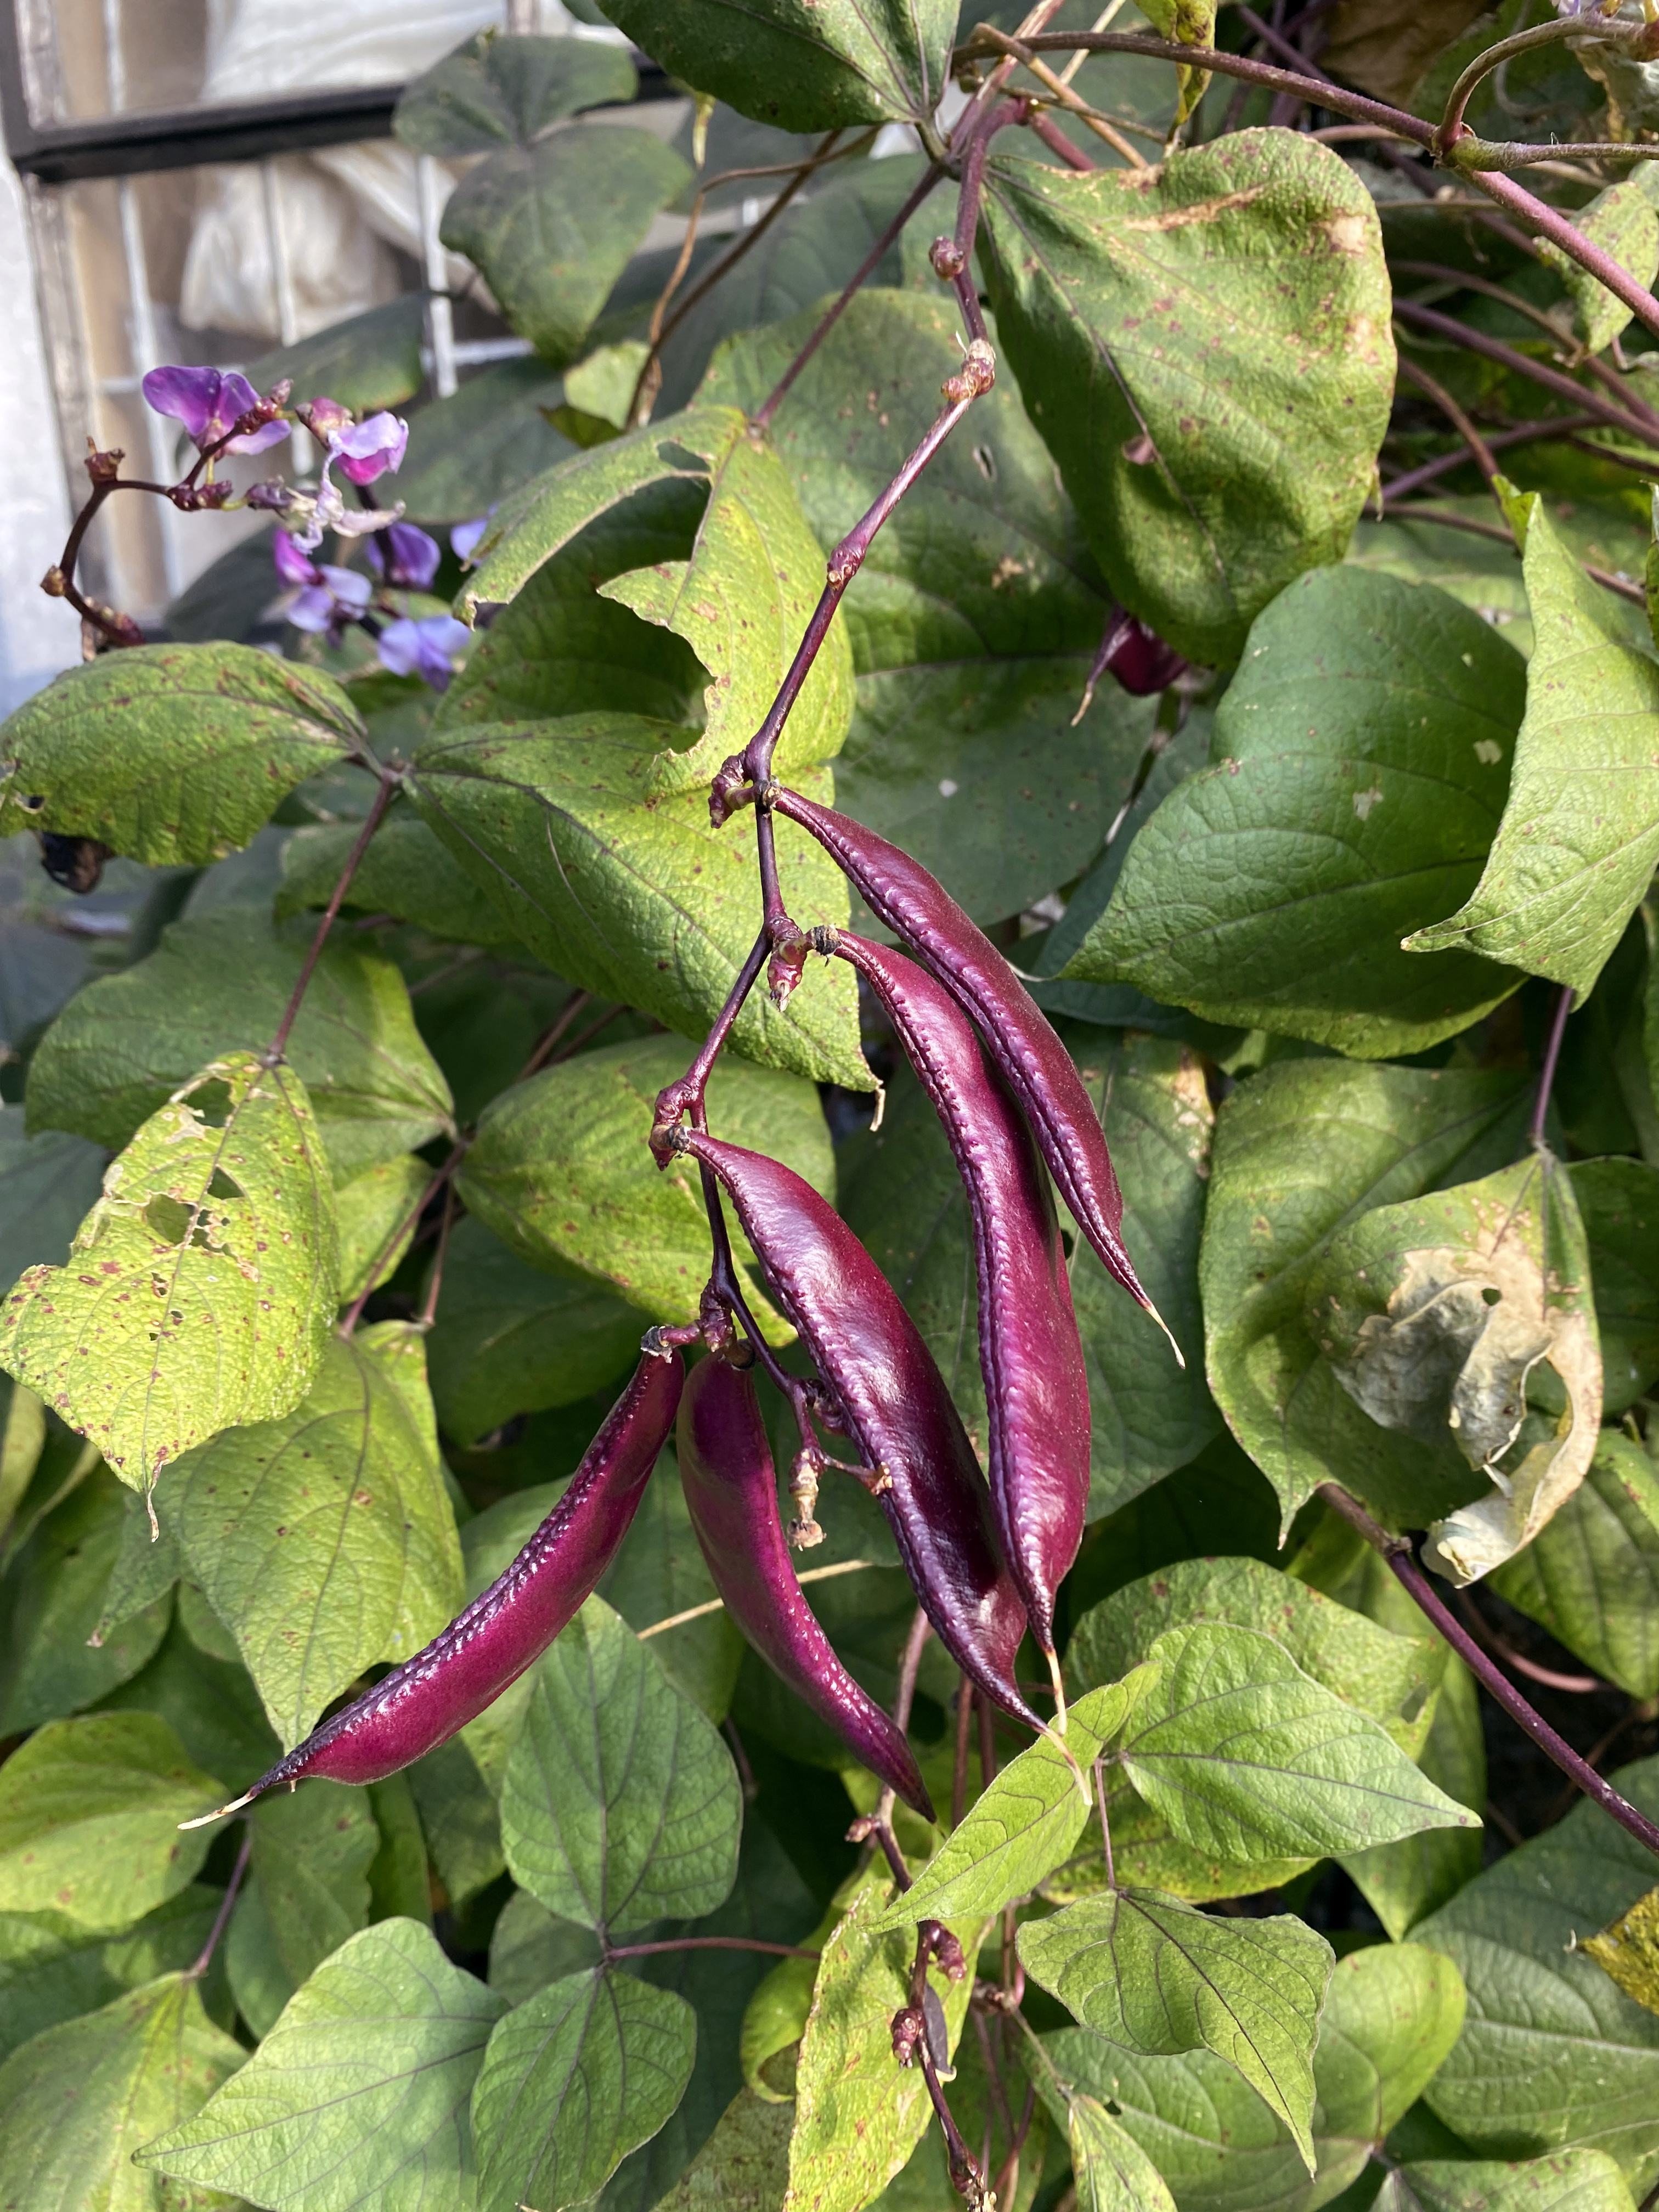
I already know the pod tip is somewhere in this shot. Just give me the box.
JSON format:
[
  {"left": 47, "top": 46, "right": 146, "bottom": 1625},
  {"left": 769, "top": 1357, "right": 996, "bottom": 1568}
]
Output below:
[
  {"left": 1045, "top": 1647, "right": 1068, "bottom": 1732},
  {"left": 1141, "top": 1290, "right": 1185, "bottom": 1371},
  {"left": 178, "top": 1788, "right": 256, "bottom": 1830}
]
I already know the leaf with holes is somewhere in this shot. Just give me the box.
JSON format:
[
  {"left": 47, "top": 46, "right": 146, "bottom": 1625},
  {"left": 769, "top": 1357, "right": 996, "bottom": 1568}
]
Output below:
[{"left": 0, "top": 1053, "right": 336, "bottom": 1497}]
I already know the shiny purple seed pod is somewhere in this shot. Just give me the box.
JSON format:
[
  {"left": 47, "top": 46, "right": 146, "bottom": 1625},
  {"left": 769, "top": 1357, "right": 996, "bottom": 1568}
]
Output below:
[
  {"left": 768, "top": 788, "right": 1160, "bottom": 1330},
  {"left": 185, "top": 1349, "right": 683, "bottom": 1820},
  {"left": 831, "top": 930, "right": 1089, "bottom": 1682},
  {"left": 676, "top": 1129, "right": 1037, "bottom": 1732},
  {"left": 677, "top": 1353, "right": 935, "bottom": 1820},
  {"left": 1102, "top": 612, "right": 1187, "bottom": 698}
]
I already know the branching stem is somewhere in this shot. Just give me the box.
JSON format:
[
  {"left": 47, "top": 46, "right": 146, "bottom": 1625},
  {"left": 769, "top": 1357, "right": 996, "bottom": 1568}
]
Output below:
[
  {"left": 1435, "top": 12, "right": 1648, "bottom": 158},
  {"left": 1392, "top": 298, "right": 1659, "bottom": 450},
  {"left": 264, "top": 768, "right": 399, "bottom": 1067}
]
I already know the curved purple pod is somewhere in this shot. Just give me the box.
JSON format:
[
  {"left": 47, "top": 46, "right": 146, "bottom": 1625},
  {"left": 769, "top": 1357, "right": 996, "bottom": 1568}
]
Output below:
[
  {"left": 833, "top": 930, "right": 1090, "bottom": 1672},
  {"left": 678, "top": 1129, "right": 1037, "bottom": 1731},
  {"left": 185, "top": 1349, "right": 683, "bottom": 1819},
  {"left": 768, "top": 787, "right": 1157, "bottom": 1327},
  {"left": 678, "top": 1353, "right": 935, "bottom": 1820}
]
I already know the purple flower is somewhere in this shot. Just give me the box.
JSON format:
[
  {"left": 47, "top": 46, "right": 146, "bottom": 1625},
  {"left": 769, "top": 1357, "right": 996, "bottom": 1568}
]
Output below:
[
  {"left": 247, "top": 478, "right": 405, "bottom": 555},
  {"left": 366, "top": 522, "right": 441, "bottom": 590},
  {"left": 377, "top": 613, "right": 470, "bottom": 691},
  {"left": 272, "top": 528, "right": 318, "bottom": 588},
  {"left": 451, "top": 512, "right": 495, "bottom": 563},
  {"left": 330, "top": 411, "right": 409, "bottom": 486},
  {"left": 142, "top": 365, "right": 289, "bottom": 456},
  {"left": 272, "top": 534, "right": 372, "bottom": 642}
]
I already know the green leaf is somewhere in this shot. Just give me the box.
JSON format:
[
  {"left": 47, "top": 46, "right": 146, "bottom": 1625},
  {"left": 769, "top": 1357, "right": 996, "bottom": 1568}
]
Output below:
[
  {"left": 1306, "top": 1153, "right": 1601, "bottom": 1583},
  {"left": 225, "top": 1781, "right": 378, "bottom": 2038},
  {"left": 0, "top": 1972, "right": 244, "bottom": 2211},
  {"left": 409, "top": 1735, "right": 507, "bottom": 1910},
  {"left": 1069, "top": 2093, "right": 1177, "bottom": 2212},
  {"left": 459, "top": 1032, "right": 833, "bottom": 1338},
  {"left": 1407, "top": 488, "right": 1659, "bottom": 1000},
  {"left": 488, "top": 1889, "right": 602, "bottom": 2008},
  {"left": 1020, "top": 1888, "right": 1334, "bottom": 2166},
  {"left": 1070, "top": 1554, "right": 1442, "bottom": 1756},
  {"left": 471, "top": 1968, "right": 696, "bottom": 2212},
  {"left": 871, "top": 1674, "right": 1156, "bottom": 1932},
  {"left": 599, "top": 1455, "right": 746, "bottom": 1724},
  {"left": 395, "top": 30, "right": 637, "bottom": 155},
  {"left": 171, "top": 1323, "right": 463, "bottom": 1748},
  {"left": 979, "top": 132, "right": 1395, "bottom": 666},
  {"left": 785, "top": 1880, "right": 983, "bottom": 2212},
  {"left": 700, "top": 288, "right": 1161, "bottom": 926},
  {"left": 597, "top": 0, "right": 957, "bottom": 132},
  {"left": 139, "top": 1917, "right": 509, "bottom": 2208},
  {"left": 1545, "top": 178, "right": 1659, "bottom": 354},
  {"left": 1417, "top": 1752, "right": 1659, "bottom": 2184},
  {"left": 1201, "top": 1057, "right": 1528, "bottom": 1532},
  {"left": 413, "top": 719, "right": 865, "bottom": 1085},
  {"left": 277, "top": 812, "right": 517, "bottom": 946},
  {"left": 1571, "top": 1157, "right": 1659, "bottom": 1413},
  {"left": 1491, "top": 1434, "right": 1659, "bottom": 1701},
  {"left": 242, "top": 294, "right": 427, "bottom": 417},
  {"left": 0, "top": 1106, "right": 104, "bottom": 1299},
  {"left": 0, "top": 1465, "right": 172, "bottom": 1731},
  {"left": 651, "top": 2086, "right": 793, "bottom": 2211},
  {"left": 0, "top": 644, "right": 363, "bottom": 864},
  {"left": 0, "top": 1886, "right": 223, "bottom": 2064},
  {"left": 1, "top": 1053, "right": 337, "bottom": 1497},
  {"left": 500, "top": 1596, "right": 741, "bottom": 1934},
  {"left": 426, "top": 1216, "right": 641, "bottom": 1446},
  {"left": 26, "top": 911, "right": 455, "bottom": 1180},
  {"left": 93, "top": 1610, "right": 281, "bottom": 1788},
  {"left": 1064, "top": 567, "right": 1525, "bottom": 1052},
  {"left": 1046, "top": 1939, "right": 1467, "bottom": 2212},
  {"left": 442, "top": 126, "right": 690, "bottom": 368},
  {"left": 367, "top": 1771, "right": 432, "bottom": 1929},
  {"left": 1387, "top": 2151, "right": 1640, "bottom": 2212},
  {"left": 335, "top": 1153, "right": 430, "bottom": 1307},
  {"left": 1585, "top": 1885, "right": 1659, "bottom": 2023},
  {"left": 0, "top": 1713, "right": 222, "bottom": 1932},
  {"left": 1119, "top": 1623, "right": 1478, "bottom": 1860},
  {"left": 398, "top": 356, "right": 575, "bottom": 524}
]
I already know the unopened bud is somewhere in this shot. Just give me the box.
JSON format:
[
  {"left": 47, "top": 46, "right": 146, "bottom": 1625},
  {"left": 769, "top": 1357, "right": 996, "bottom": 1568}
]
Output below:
[
  {"left": 84, "top": 443, "right": 123, "bottom": 485},
  {"left": 890, "top": 2004, "right": 924, "bottom": 2065},
  {"left": 41, "top": 566, "right": 65, "bottom": 597},
  {"left": 787, "top": 1451, "right": 824, "bottom": 1549},
  {"left": 929, "top": 236, "right": 966, "bottom": 281},
  {"left": 922, "top": 1921, "right": 967, "bottom": 1982},
  {"left": 943, "top": 340, "right": 996, "bottom": 405}
]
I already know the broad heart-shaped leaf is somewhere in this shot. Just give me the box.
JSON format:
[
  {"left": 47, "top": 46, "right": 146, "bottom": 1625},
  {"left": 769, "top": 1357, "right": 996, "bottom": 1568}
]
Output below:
[
  {"left": 1045, "top": 1940, "right": 1468, "bottom": 2212},
  {"left": 168, "top": 1323, "right": 463, "bottom": 1749},
  {"left": 1408, "top": 488, "right": 1659, "bottom": 1000},
  {"left": 1118, "top": 1623, "right": 1477, "bottom": 1861},
  {"left": 26, "top": 911, "right": 454, "bottom": 1181},
  {"left": 500, "top": 1596, "right": 741, "bottom": 1936},
  {"left": 0, "top": 642, "right": 363, "bottom": 865},
  {"left": 411, "top": 720, "right": 866, "bottom": 1087},
  {"left": 1386, "top": 2151, "right": 1641, "bottom": 2212},
  {"left": 139, "top": 1917, "right": 507, "bottom": 2209},
  {"left": 1020, "top": 1889, "right": 1334, "bottom": 2166},
  {"left": 1492, "top": 1434, "right": 1659, "bottom": 1702},
  {"left": 599, "top": 0, "right": 956, "bottom": 132},
  {"left": 394, "top": 30, "right": 637, "bottom": 155},
  {"left": 1069, "top": 2094, "right": 1178, "bottom": 2212},
  {"left": 979, "top": 132, "right": 1394, "bottom": 667},
  {"left": 242, "top": 293, "right": 426, "bottom": 417},
  {"left": 786, "top": 1880, "right": 983, "bottom": 2212},
  {"left": 0, "top": 1054, "right": 337, "bottom": 1498},
  {"left": 1306, "top": 1153, "right": 1601, "bottom": 1585},
  {"left": 1417, "top": 1754, "right": 1659, "bottom": 2187},
  {"left": 1202, "top": 1058, "right": 1529, "bottom": 1533},
  {"left": 442, "top": 125, "right": 690, "bottom": 369},
  {"left": 425, "top": 1216, "right": 641, "bottom": 1446},
  {"left": 0, "top": 1714, "right": 221, "bottom": 1932},
  {"left": 1065, "top": 567, "right": 1526, "bottom": 1054},
  {"left": 0, "top": 1971, "right": 244, "bottom": 2211},
  {"left": 471, "top": 1969, "right": 695, "bottom": 2212},
  {"left": 226, "top": 1780, "right": 378, "bottom": 2038},
  {"left": 871, "top": 1673, "right": 1158, "bottom": 1933},
  {"left": 0, "top": 1106, "right": 104, "bottom": 1299},
  {"left": 278, "top": 811, "right": 517, "bottom": 946},
  {"left": 699, "top": 289, "right": 1161, "bottom": 927},
  {"left": 1070, "top": 1555, "right": 1441, "bottom": 1757},
  {"left": 1571, "top": 1158, "right": 1659, "bottom": 1414},
  {"left": 459, "top": 1032, "right": 833, "bottom": 1338},
  {"left": 454, "top": 404, "right": 853, "bottom": 793}
]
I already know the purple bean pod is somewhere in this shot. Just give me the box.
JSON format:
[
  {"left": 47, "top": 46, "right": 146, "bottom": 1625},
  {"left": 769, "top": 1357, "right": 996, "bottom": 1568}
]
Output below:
[
  {"left": 184, "top": 1347, "right": 683, "bottom": 1819},
  {"left": 677, "top": 1352, "right": 935, "bottom": 1819},
  {"left": 763, "top": 787, "right": 1163, "bottom": 1334},
  {"left": 830, "top": 929, "right": 1090, "bottom": 1685},
  {"left": 1101, "top": 610, "right": 1188, "bottom": 698},
  {"left": 675, "top": 1128, "right": 1038, "bottom": 1731}
]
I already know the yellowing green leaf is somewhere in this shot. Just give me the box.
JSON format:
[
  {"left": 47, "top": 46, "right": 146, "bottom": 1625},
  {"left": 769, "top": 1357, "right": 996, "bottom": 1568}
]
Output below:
[
  {"left": 334, "top": 1153, "right": 430, "bottom": 1307},
  {"left": 1586, "top": 1885, "right": 1659, "bottom": 2021}
]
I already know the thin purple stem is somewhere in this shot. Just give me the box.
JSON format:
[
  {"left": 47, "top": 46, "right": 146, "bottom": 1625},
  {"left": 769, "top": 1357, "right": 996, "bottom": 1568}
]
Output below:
[
  {"left": 1381, "top": 417, "right": 1600, "bottom": 503},
  {"left": 1436, "top": 13, "right": 1643, "bottom": 156},
  {"left": 1531, "top": 983, "right": 1573, "bottom": 1150},
  {"left": 1462, "top": 166, "right": 1659, "bottom": 349},
  {"left": 1391, "top": 299, "right": 1659, "bottom": 450},
  {"left": 190, "top": 1826, "right": 252, "bottom": 1978},
  {"left": 266, "top": 769, "right": 398, "bottom": 1065},
  {"left": 606, "top": 1936, "right": 820, "bottom": 1961},
  {"left": 340, "top": 1141, "right": 467, "bottom": 1339},
  {"left": 1025, "top": 107, "right": 1094, "bottom": 171},
  {"left": 754, "top": 160, "right": 946, "bottom": 432},
  {"left": 1317, "top": 1484, "right": 1659, "bottom": 1861}
]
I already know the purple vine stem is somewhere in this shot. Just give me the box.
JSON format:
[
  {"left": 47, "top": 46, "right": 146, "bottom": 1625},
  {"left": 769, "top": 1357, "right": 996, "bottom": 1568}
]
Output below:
[
  {"left": 1531, "top": 984, "right": 1574, "bottom": 1152},
  {"left": 1317, "top": 1483, "right": 1659, "bottom": 1862},
  {"left": 190, "top": 1825, "right": 253, "bottom": 1979},
  {"left": 264, "top": 767, "right": 399, "bottom": 1066}
]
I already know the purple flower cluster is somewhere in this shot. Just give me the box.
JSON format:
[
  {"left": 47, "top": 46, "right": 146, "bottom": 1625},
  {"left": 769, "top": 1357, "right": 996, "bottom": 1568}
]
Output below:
[{"left": 270, "top": 518, "right": 466, "bottom": 689}]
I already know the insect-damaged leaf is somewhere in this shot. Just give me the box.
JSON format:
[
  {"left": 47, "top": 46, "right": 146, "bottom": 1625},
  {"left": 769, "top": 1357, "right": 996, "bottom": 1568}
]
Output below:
[
  {"left": 169, "top": 1323, "right": 464, "bottom": 1748},
  {"left": 1305, "top": 1153, "right": 1601, "bottom": 1583},
  {"left": 1408, "top": 487, "right": 1659, "bottom": 1000},
  {"left": 0, "top": 642, "right": 363, "bottom": 866},
  {"left": 978, "top": 130, "right": 1394, "bottom": 667},
  {"left": 0, "top": 1053, "right": 337, "bottom": 1499},
  {"left": 1020, "top": 1889, "right": 1334, "bottom": 2168},
  {"left": 1586, "top": 1886, "right": 1659, "bottom": 2022}
]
